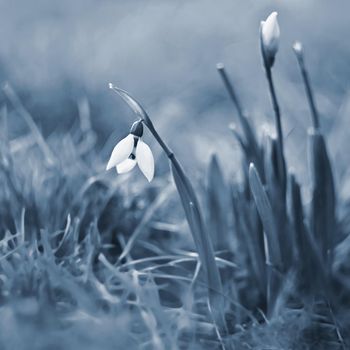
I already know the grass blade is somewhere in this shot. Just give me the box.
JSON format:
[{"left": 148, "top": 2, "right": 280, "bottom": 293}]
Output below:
[
  {"left": 3, "top": 83, "right": 56, "bottom": 167},
  {"left": 289, "top": 174, "right": 326, "bottom": 294},
  {"left": 206, "top": 154, "right": 230, "bottom": 250},
  {"left": 308, "top": 129, "right": 336, "bottom": 266},
  {"left": 248, "top": 163, "right": 281, "bottom": 268},
  {"left": 249, "top": 162, "right": 283, "bottom": 316},
  {"left": 171, "top": 160, "right": 227, "bottom": 332}
]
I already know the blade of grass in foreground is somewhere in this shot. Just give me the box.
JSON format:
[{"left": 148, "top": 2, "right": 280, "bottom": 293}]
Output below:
[
  {"left": 117, "top": 184, "right": 175, "bottom": 263},
  {"left": 308, "top": 129, "right": 336, "bottom": 267},
  {"left": 289, "top": 174, "right": 326, "bottom": 295},
  {"left": 264, "top": 136, "right": 293, "bottom": 270},
  {"left": 249, "top": 163, "right": 281, "bottom": 268},
  {"left": 232, "top": 188, "right": 266, "bottom": 296},
  {"left": 249, "top": 162, "right": 282, "bottom": 316},
  {"left": 206, "top": 154, "right": 230, "bottom": 251},
  {"left": 3, "top": 83, "right": 57, "bottom": 167},
  {"left": 171, "top": 162, "right": 227, "bottom": 330}
]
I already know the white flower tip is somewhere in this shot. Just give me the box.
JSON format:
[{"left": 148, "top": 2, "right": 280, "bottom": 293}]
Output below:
[
  {"left": 106, "top": 161, "right": 113, "bottom": 171},
  {"left": 106, "top": 134, "right": 134, "bottom": 172},
  {"left": 108, "top": 83, "right": 114, "bottom": 89},
  {"left": 307, "top": 126, "right": 317, "bottom": 136},
  {"left": 293, "top": 41, "right": 303, "bottom": 53},
  {"left": 228, "top": 122, "right": 237, "bottom": 131},
  {"left": 265, "top": 12, "right": 278, "bottom": 26},
  {"left": 249, "top": 162, "right": 255, "bottom": 171},
  {"left": 143, "top": 162, "right": 155, "bottom": 182},
  {"left": 216, "top": 62, "right": 224, "bottom": 70},
  {"left": 261, "top": 11, "right": 280, "bottom": 61},
  {"left": 136, "top": 140, "right": 155, "bottom": 182},
  {"left": 146, "top": 173, "right": 154, "bottom": 182},
  {"left": 116, "top": 158, "right": 137, "bottom": 174}
]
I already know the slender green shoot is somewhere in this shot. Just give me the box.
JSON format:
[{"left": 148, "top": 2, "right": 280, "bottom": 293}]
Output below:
[{"left": 293, "top": 41, "right": 320, "bottom": 130}]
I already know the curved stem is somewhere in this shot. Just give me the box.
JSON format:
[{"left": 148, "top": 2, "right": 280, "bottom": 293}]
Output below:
[
  {"left": 142, "top": 119, "right": 173, "bottom": 158},
  {"left": 144, "top": 119, "right": 200, "bottom": 208}
]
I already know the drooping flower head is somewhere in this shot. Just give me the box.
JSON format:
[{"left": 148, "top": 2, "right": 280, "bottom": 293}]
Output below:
[
  {"left": 260, "top": 11, "right": 280, "bottom": 68},
  {"left": 106, "top": 120, "right": 155, "bottom": 182}
]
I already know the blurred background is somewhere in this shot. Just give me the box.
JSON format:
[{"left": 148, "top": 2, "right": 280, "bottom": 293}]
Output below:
[{"left": 1, "top": 0, "right": 350, "bottom": 182}]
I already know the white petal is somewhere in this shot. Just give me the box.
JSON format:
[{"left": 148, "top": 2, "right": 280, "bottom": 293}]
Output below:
[
  {"left": 136, "top": 140, "right": 154, "bottom": 182},
  {"left": 262, "top": 12, "right": 280, "bottom": 54},
  {"left": 116, "top": 158, "right": 137, "bottom": 174},
  {"left": 106, "top": 134, "right": 134, "bottom": 170}
]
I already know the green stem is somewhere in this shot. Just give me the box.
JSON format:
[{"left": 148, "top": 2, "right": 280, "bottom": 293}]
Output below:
[
  {"left": 216, "top": 63, "right": 244, "bottom": 123},
  {"left": 265, "top": 67, "right": 284, "bottom": 156},
  {"left": 142, "top": 119, "right": 173, "bottom": 158},
  {"left": 144, "top": 118, "right": 201, "bottom": 214},
  {"left": 293, "top": 46, "right": 320, "bottom": 130},
  {"left": 265, "top": 67, "right": 286, "bottom": 196}
]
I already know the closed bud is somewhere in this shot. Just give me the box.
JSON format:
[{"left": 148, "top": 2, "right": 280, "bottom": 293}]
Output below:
[
  {"left": 260, "top": 12, "right": 280, "bottom": 68},
  {"left": 292, "top": 41, "right": 302, "bottom": 54}
]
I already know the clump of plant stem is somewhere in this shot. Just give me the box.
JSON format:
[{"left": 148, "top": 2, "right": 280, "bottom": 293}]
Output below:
[
  {"left": 107, "top": 13, "right": 348, "bottom": 349},
  {"left": 215, "top": 25, "right": 345, "bottom": 350}
]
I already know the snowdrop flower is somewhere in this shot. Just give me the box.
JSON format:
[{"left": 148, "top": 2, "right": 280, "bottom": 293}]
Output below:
[
  {"left": 106, "top": 120, "right": 155, "bottom": 182},
  {"left": 260, "top": 11, "right": 280, "bottom": 68}
]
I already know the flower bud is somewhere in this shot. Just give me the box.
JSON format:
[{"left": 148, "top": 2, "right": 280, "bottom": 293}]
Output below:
[
  {"left": 260, "top": 12, "right": 280, "bottom": 68},
  {"left": 292, "top": 41, "right": 303, "bottom": 60},
  {"left": 292, "top": 41, "right": 302, "bottom": 53}
]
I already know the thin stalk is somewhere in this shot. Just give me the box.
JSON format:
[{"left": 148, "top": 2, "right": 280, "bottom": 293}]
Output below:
[
  {"left": 265, "top": 67, "right": 284, "bottom": 159},
  {"left": 217, "top": 63, "right": 264, "bottom": 181},
  {"left": 264, "top": 67, "right": 286, "bottom": 196},
  {"left": 142, "top": 117, "right": 195, "bottom": 203},
  {"left": 293, "top": 42, "right": 320, "bottom": 130},
  {"left": 259, "top": 20, "right": 284, "bottom": 179},
  {"left": 216, "top": 63, "right": 244, "bottom": 123},
  {"left": 143, "top": 117, "right": 173, "bottom": 158}
]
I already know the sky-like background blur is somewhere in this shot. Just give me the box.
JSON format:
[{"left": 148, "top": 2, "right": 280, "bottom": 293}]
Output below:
[{"left": 1, "top": 0, "right": 350, "bottom": 181}]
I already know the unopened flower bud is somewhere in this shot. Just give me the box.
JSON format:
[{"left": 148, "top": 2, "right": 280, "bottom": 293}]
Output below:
[
  {"left": 260, "top": 12, "right": 280, "bottom": 68},
  {"left": 292, "top": 41, "right": 303, "bottom": 60}
]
